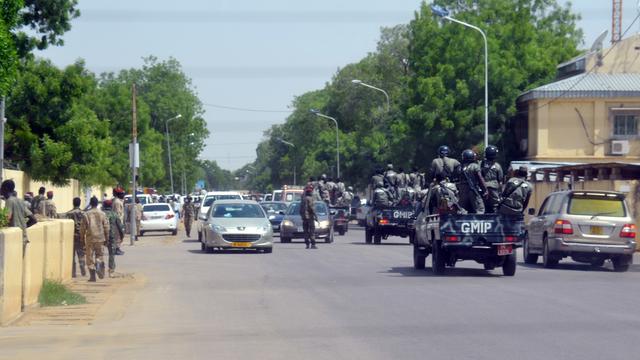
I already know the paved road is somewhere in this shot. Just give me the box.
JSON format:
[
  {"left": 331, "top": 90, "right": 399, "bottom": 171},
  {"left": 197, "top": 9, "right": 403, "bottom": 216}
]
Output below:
[{"left": 2, "top": 225, "right": 640, "bottom": 359}]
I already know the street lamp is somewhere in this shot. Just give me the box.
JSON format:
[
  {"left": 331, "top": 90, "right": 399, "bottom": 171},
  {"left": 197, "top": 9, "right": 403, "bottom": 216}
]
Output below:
[
  {"left": 276, "top": 138, "right": 297, "bottom": 185},
  {"left": 164, "top": 114, "right": 182, "bottom": 195},
  {"left": 351, "top": 79, "right": 390, "bottom": 113},
  {"left": 310, "top": 109, "right": 340, "bottom": 179},
  {"left": 431, "top": 4, "right": 489, "bottom": 148}
]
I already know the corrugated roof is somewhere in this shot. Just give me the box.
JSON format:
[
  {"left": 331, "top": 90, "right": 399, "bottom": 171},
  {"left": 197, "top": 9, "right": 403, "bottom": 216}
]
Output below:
[{"left": 518, "top": 73, "right": 640, "bottom": 103}]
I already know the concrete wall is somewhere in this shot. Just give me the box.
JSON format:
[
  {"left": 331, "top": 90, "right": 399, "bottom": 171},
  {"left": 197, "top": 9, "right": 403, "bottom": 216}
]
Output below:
[
  {"left": 0, "top": 220, "right": 75, "bottom": 325},
  {"left": 588, "top": 34, "right": 640, "bottom": 75}
]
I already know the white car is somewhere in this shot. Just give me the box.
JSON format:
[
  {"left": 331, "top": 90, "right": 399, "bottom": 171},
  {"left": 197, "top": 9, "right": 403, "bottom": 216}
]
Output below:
[
  {"left": 197, "top": 191, "right": 243, "bottom": 241},
  {"left": 140, "top": 203, "right": 178, "bottom": 236}
]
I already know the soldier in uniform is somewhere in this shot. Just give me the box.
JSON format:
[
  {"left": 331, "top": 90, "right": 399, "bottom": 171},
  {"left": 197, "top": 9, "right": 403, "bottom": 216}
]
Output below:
[
  {"left": 422, "top": 173, "right": 463, "bottom": 215},
  {"left": 456, "top": 149, "right": 488, "bottom": 214},
  {"left": 112, "top": 188, "right": 125, "bottom": 254},
  {"left": 371, "top": 168, "right": 384, "bottom": 188},
  {"left": 339, "top": 186, "right": 354, "bottom": 207},
  {"left": 499, "top": 166, "right": 532, "bottom": 215},
  {"left": 335, "top": 178, "right": 346, "bottom": 202},
  {"left": 373, "top": 180, "right": 392, "bottom": 207},
  {"left": 300, "top": 186, "right": 318, "bottom": 249},
  {"left": 318, "top": 174, "right": 330, "bottom": 203},
  {"left": 80, "top": 197, "right": 109, "bottom": 282},
  {"left": 182, "top": 196, "right": 196, "bottom": 237},
  {"left": 383, "top": 163, "right": 398, "bottom": 189},
  {"left": 430, "top": 145, "right": 460, "bottom": 183},
  {"left": 44, "top": 191, "right": 58, "bottom": 218},
  {"left": 102, "top": 200, "right": 124, "bottom": 278},
  {"left": 325, "top": 177, "right": 337, "bottom": 205},
  {"left": 31, "top": 186, "right": 46, "bottom": 217},
  {"left": 135, "top": 197, "right": 143, "bottom": 241},
  {"left": 2, "top": 180, "right": 34, "bottom": 245},
  {"left": 481, "top": 145, "right": 504, "bottom": 213},
  {"left": 66, "top": 197, "right": 86, "bottom": 277}
]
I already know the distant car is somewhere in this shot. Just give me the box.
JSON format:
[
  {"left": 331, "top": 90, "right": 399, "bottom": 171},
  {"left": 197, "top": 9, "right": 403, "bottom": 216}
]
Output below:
[
  {"left": 260, "top": 201, "right": 289, "bottom": 233},
  {"left": 263, "top": 194, "right": 273, "bottom": 202},
  {"left": 140, "top": 203, "right": 178, "bottom": 236},
  {"left": 280, "top": 201, "right": 334, "bottom": 243},
  {"left": 525, "top": 190, "right": 636, "bottom": 271},
  {"left": 197, "top": 191, "right": 243, "bottom": 241},
  {"left": 200, "top": 200, "right": 273, "bottom": 253},
  {"left": 125, "top": 194, "right": 153, "bottom": 205}
]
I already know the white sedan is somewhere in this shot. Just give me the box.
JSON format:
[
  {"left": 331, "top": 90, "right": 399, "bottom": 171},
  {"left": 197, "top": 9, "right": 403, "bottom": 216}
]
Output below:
[{"left": 140, "top": 203, "right": 178, "bottom": 236}]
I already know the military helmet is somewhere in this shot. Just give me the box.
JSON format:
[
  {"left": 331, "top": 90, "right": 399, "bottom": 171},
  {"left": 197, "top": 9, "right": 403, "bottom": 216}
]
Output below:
[
  {"left": 485, "top": 145, "right": 498, "bottom": 160},
  {"left": 461, "top": 149, "right": 476, "bottom": 163},
  {"left": 386, "top": 163, "right": 394, "bottom": 170},
  {"left": 347, "top": 186, "right": 353, "bottom": 191},
  {"left": 320, "top": 174, "right": 327, "bottom": 181},
  {"left": 438, "top": 145, "right": 450, "bottom": 157}
]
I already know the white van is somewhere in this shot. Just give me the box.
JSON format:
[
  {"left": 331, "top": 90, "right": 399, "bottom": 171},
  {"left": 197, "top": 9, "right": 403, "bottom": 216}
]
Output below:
[
  {"left": 124, "top": 194, "right": 153, "bottom": 205},
  {"left": 197, "top": 191, "right": 243, "bottom": 241}
]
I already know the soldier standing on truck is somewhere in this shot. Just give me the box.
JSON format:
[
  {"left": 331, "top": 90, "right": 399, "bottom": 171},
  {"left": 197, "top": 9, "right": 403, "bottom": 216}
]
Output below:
[
  {"left": 371, "top": 168, "right": 384, "bottom": 189},
  {"left": 422, "top": 173, "right": 464, "bottom": 215},
  {"left": 325, "top": 177, "right": 337, "bottom": 205},
  {"left": 498, "top": 166, "right": 532, "bottom": 215},
  {"left": 456, "top": 149, "right": 488, "bottom": 214},
  {"left": 373, "top": 180, "right": 392, "bottom": 207},
  {"left": 430, "top": 145, "right": 460, "bottom": 183},
  {"left": 481, "top": 145, "right": 504, "bottom": 213}
]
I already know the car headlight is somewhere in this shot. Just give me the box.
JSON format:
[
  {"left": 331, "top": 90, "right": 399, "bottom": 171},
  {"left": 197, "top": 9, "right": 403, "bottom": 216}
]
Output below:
[
  {"left": 260, "top": 224, "right": 271, "bottom": 233},
  {"left": 319, "top": 220, "right": 330, "bottom": 228},
  {"left": 282, "top": 220, "right": 294, "bottom": 227},
  {"left": 211, "top": 224, "right": 227, "bottom": 233}
]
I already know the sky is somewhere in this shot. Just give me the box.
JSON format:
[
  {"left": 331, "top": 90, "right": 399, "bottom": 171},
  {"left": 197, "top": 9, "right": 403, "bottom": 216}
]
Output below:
[{"left": 40, "top": 0, "right": 640, "bottom": 171}]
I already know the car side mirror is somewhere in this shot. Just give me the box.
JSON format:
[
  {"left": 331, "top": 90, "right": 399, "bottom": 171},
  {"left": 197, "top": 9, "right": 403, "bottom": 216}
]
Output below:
[
  {"left": 199, "top": 214, "right": 207, "bottom": 221},
  {"left": 528, "top": 208, "right": 536, "bottom": 216}
]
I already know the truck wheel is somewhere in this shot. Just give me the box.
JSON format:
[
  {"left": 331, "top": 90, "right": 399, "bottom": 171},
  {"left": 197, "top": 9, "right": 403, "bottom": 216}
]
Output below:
[
  {"left": 543, "top": 238, "right": 558, "bottom": 269},
  {"left": 612, "top": 255, "right": 631, "bottom": 272},
  {"left": 281, "top": 237, "right": 291, "bottom": 243},
  {"left": 365, "top": 227, "right": 372, "bottom": 244},
  {"left": 198, "top": 231, "right": 202, "bottom": 242},
  {"left": 502, "top": 253, "right": 517, "bottom": 276},
  {"left": 409, "top": 232, "right": 415, "bottom": 245},
  {"left": 413, "top": 245, "right": 426, "bottom": 270},
  {"left": 432, "top": 241, "right": 446, "bottom": 275},
  {"left": 339, "top": 228, "right": 345, "bottom": 236},
  {"left": 374, "top": 232, "right": 382, "bottom": 245},
  {"left": 523, "top": 236, "right": 538, "bottom": 264}
]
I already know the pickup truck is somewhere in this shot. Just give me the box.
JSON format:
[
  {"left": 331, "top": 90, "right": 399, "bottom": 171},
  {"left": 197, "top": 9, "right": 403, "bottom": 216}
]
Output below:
[
  {"left": 413, "top": 213, "right": 526, "bottom": 276},
  {"left": 365, "top": 205, "right": 416, "bottom": 244}
]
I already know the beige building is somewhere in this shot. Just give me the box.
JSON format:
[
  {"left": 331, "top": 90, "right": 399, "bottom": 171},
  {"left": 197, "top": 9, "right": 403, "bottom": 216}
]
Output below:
[{"left": 515, "top": 34, "right": 640, "bottom": 164}]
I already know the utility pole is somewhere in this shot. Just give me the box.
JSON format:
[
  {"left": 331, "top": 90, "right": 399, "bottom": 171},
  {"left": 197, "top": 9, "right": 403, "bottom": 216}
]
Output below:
[{"left": 130, "top": 84, "right": 138, "bottom": 246}]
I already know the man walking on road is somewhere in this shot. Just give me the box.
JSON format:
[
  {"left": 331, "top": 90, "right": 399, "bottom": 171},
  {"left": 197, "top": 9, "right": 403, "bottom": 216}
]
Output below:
[
  {"left": 300, "top": 185, "right": 317, "bottom": 249},
  {"left": 135, "top": 197, "right": 143, "bottom": 241},
  {"left": 182, "top": 196, "right": 196, "bottom": 237},
  {"left": 112, "top": 187, "right": 125, "bottom": 255},
  {"left": 80, "top": 197, "right": 109, "bottom": 282},
  {"left": 103, "top": 200, "right": 124, "bottom": 278},
  {"left": 66, "top": 197, "right": 86, "bottom": 278}
]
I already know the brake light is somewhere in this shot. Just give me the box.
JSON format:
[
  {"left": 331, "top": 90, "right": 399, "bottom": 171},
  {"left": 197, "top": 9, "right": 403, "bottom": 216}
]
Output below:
[
  {"left": 620, "top": 224, "right": 636, "bottom": 238},
  {"left": 379, "top": 218, "right": 389, "bottom": 225},
  {"left": 445, "top": 235, "right": 459, "bottom": 242},
  {"left": 554, "top": 220, "right": 573, "bottom": 235},
  {"left": 165, "top": 214, "right": 175, "bottom": 219},
  {"left": 505, "top": 236, "right": 516, "bottom": 242}
]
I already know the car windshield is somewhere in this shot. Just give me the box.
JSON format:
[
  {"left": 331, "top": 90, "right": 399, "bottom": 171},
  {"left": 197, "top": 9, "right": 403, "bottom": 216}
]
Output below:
[
  {"left": 212, "top": 204, "right": 265, "bottom": 218},
  {"left": 287, "top": 202, "right": 328, "bottom": 216},
  {"left": 284, "top": 192, "right": 302, "bottom": 202},
  {"left": 568, "top": 196, "right": 626, "bottom": 217},
  {"left": 203, "top": 194, "right": 241, "bottom": 207},
  {"left": 273, "top": 192, "right": 283, "bottom": 201},
  {"left": 261, "top": 203, "right": 288, "bottom": 213},
  {"left": 143, "top": 204, "right": 171, "bottom": 212}
]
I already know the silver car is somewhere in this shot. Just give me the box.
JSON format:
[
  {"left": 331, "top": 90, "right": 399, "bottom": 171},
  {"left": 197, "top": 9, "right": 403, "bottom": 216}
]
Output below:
[
  {"left": 200, "top": 200, "right": 273, "bottom": 253},
  {"left": 525, "top": 190, "right": 636, "bottom": 271}
]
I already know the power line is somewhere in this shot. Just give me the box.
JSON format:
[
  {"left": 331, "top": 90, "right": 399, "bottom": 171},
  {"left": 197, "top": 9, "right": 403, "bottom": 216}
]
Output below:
[{"left": 203, "top": 102, "right": 294, "bottom": 113}]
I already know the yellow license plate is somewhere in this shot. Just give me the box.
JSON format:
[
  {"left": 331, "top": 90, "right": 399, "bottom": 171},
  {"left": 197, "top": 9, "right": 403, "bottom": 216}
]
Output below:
[
  {"left": 591, "top": 226, "right": 603, "bottom": 235},
  {"left": 232, "top": 242, "right": 252, "bottom": 248}
]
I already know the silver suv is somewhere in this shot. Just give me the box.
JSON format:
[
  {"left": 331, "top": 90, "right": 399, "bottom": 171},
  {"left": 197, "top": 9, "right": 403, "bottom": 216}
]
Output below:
[{"left": 525, "top": 190, "right": 636, "bottom": 272}]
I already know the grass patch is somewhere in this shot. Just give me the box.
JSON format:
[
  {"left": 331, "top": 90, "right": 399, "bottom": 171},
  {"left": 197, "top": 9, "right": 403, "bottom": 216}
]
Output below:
[{"left": 38, "top": 280, "right": 87, "bottom": 306}]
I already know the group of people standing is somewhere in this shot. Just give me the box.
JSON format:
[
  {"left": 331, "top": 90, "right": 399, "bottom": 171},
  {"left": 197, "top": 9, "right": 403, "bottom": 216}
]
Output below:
[{"left": 371, "top": 164, "right": 426, "bottom": 207}]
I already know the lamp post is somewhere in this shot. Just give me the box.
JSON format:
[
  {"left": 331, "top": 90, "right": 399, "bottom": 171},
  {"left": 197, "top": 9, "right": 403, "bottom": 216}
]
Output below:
[
  {"left": 310, "top": 109, "right": 340, "bottom": 179},
  {"left": 351, "top": 79, "right": 390, "bottom": 113},
  {"left": 164, "top": 114, "right": 182, "bottom": 195},
  {"left": 431, "top": 4, "right": 489, "bottom": 148},
  {"left": 276, "top": 138, "right": 296, "bottom": 185}
]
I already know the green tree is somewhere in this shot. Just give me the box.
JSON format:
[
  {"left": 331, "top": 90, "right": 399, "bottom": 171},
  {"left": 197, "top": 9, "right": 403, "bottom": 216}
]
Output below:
[{"left": 0, "top": 0, "right": 23, "bottom": 95}]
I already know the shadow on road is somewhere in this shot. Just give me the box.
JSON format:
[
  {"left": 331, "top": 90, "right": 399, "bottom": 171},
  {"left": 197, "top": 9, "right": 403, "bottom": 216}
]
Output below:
[
  {"left": 519, "top": 262, "right": 616, "bottom": 272},
  {"left": 182, "top": 239, "right": 199, "bottom": 243},
  {"left": 349, "top": 242, "right": 410, "bottom": 246},
  {"left": 384, "top": 266, "right": 497, "bottom": 277},
  {"left": 187, "top": 249, "right": 265, "bottom": 255}
]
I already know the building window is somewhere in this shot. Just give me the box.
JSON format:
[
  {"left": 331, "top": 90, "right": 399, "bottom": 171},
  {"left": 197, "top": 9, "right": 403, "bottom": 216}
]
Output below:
[{"left": 613, "top": 114, "right": 638, "bottom": 136}]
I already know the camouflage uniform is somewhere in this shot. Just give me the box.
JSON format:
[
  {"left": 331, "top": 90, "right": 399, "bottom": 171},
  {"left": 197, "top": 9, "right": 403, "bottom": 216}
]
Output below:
[
  {"left": 44, "top": 198, "right": 57, "bottom": 219},
  {"left": 373, "top": 185, "right": 392, "bottom": 208},
  {"left": 300, "top": 194, "right": 317, "bottom": 248},
  {"left": 499, "top": 177, "right": 532, "bottom": 215},
  {"left": 135, "top": 202, "right": 143, "bottom": 236},
  {"left": 430, "top": 157, "right": 460, "bottom": 182},
  {"left": 481, "top": 160, "right": 504, "bottom": 213},
  {"left": 104, "top": 208, "right": 124, "bottom": 276},
  {"left": 31, "top": 194, "right": 46, "bottom": 217},
  {"left": 80, "top": 207, "right": 109, "bottom": 276},
  {"left": 457, "top": 162, "right": 486, "bottom": 214},
  {"left": 182, "top": 201, "right": 196, "bottom": 236},
  {"left": 66, "top": 207, "right": 86, "bottom": 277},
  {"left": 112, "top": 197, "right": 125, "bottom": 245}
]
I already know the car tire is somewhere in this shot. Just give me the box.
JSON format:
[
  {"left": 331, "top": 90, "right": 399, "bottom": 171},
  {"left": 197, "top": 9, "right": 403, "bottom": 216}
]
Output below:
[
  {"left": 374, "top": 232, "right": 382, "bottom": 245},
  {"left": 502, "top": 253, "right": 517, "bottom": 276},
  {"left": 339, "top": 229, "right": 345, "bottom": 236},
  {"left": 172, "top": 229, "right": 178, "bottom": 236},
  {"left": 590, "top": 259, "right": 605, "bottom": 268},
  {"left": 263, "top": 247, "right": 273, "bottom": 254},
  {"left": 413, "top": 245, "right": 426, "bottom": 270},
  {"left": 612, "top": 256, "right": 631, "bottom": 272},
  {"left": 432, "top": 241, "right": 445, "bottom": 275},
  {"left": 139, "top": 231, "right": 145, "bottom": 236},
  {"left": 365, "top": 227, "right": 372, "bottom": 244},
  {"left": 542, "top": 238, "right": 558, "bottom": 269},
  {"left": 523, "top": 235, "right": 538, "bottom": 264}
]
